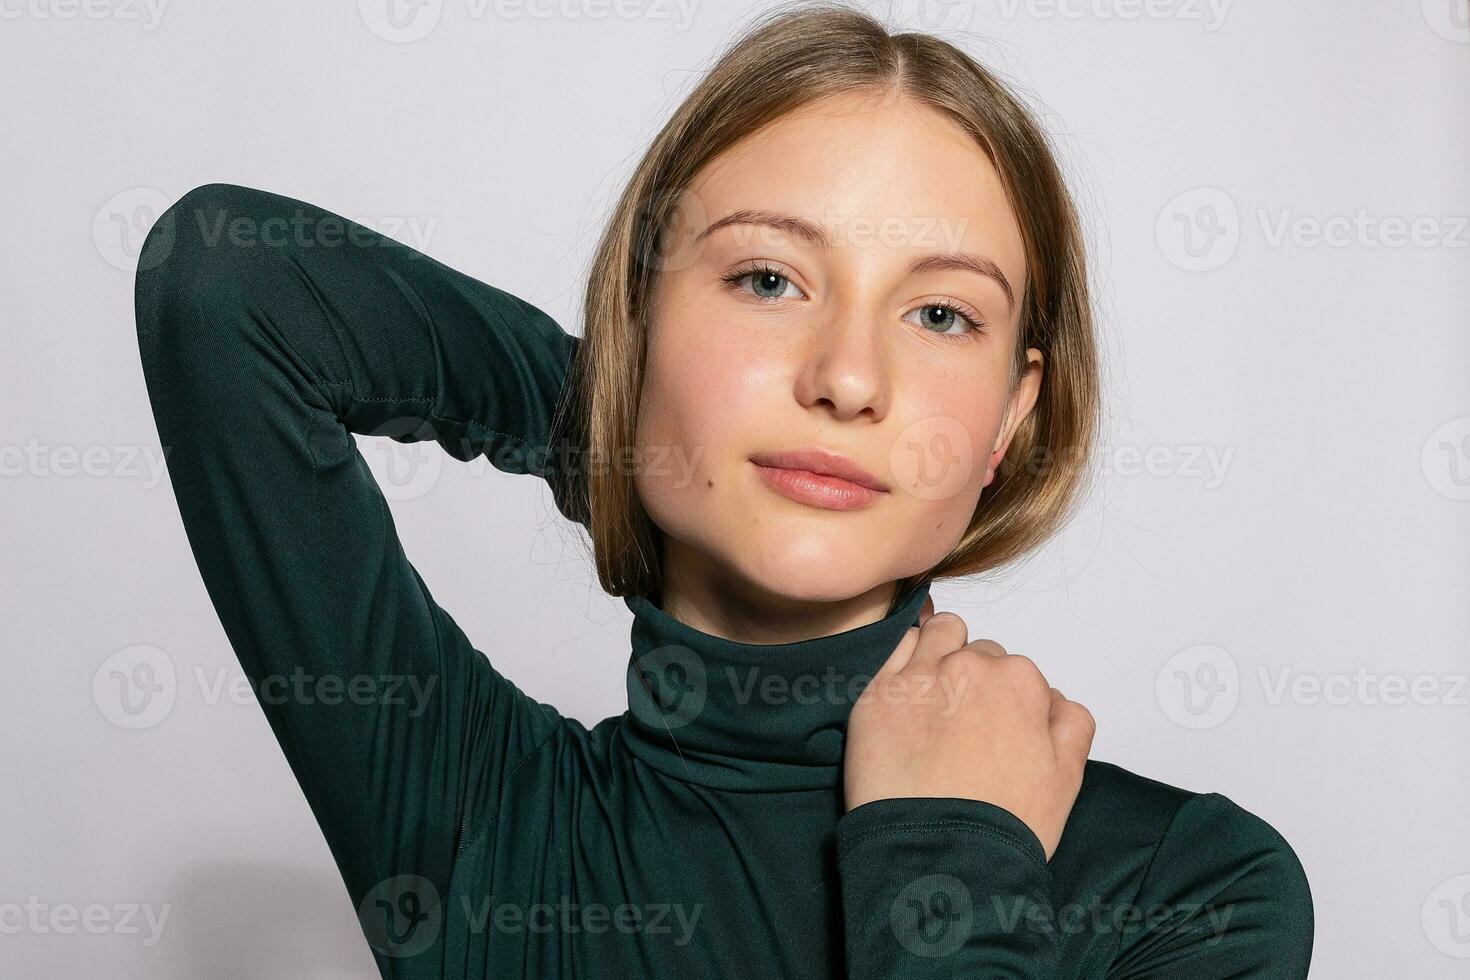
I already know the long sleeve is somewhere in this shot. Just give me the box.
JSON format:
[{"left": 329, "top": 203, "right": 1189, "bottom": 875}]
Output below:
[
  {"left": 835, "top": 792, "right": 1313, "bottom": 979},
  {"left": 835, "top": 796, "right": 1062, "bottom": 978},
  {"left": 133, "top": 182, "right": 582, "bottom": 961}
]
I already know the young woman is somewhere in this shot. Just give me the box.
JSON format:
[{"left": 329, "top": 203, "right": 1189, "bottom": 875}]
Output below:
[{"left": 134, "top": 5, "right": 1312, "bottom": 977}]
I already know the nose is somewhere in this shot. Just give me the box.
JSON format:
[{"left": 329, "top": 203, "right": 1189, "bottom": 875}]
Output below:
[{"left": 793, "top": 304, "right": 891, "bottom": 423}]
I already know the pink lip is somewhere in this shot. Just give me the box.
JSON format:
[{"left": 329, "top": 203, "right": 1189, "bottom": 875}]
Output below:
[
  {"left": 754, "top": 464, "right": 885, "bottom": 510},
  {"left": 749, "top": 448, "right": 889, "bottom": 511}
]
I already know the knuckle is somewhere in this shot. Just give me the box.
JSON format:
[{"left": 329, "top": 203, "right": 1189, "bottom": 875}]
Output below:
[
  {"left": 1000, "top": 652, "right": 1045, "bottom": 684},
  {"left": 923, "top": 611, "right": 968, "bottom": 640},
  {"left": 938, "top": 646, "right": 982, "bottom": 675},
  {"left": 1004, "top": 651, "right": 1038, "bottom": 673}
]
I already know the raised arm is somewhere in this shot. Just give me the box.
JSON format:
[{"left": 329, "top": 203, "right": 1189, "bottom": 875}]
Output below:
[{"left": 133, "top": 182, "right": 582, "bottom": 956}]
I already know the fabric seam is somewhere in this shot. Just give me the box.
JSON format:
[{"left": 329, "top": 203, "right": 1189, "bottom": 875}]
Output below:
[
  {"left": 839, "top": 819, "right": 1049, "bottom": 877},
  {"left": 1108, "top": 791, "right": 1203, "bottom": 966}
]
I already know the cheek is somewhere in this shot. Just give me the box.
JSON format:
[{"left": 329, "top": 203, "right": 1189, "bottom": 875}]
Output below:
[
  {"left": 633, "top": 304, "right": 774, "bottom": 532},
  {"left": 883, "top": 376, "right": 998, "bottom": 563}
]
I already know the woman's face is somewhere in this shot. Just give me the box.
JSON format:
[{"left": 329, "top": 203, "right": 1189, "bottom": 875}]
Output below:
[{"left": 634, "top": 89, "right": 1043, "bottom": 607}]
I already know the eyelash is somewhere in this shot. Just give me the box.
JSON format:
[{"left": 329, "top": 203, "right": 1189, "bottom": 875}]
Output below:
[{"left": 718, "top": 261, "right": 988, "bottom": 340}]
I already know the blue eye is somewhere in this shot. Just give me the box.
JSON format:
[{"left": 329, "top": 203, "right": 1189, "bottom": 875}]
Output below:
[
  {"left": 720, "top": 263, "right": 803, "bottom": 301},
  {"left": 718, "top": 262, "right": 987, "bottom": 340},
  {"left": 904, "top": 302, "right": 987, "bottom": 340}
]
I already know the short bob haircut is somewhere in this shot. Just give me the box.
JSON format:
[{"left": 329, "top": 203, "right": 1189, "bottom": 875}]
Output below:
[{"left": 550, "top": 2, "right": 1100, "bottom": 613}]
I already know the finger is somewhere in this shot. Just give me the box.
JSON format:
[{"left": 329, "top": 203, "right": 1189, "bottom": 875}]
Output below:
[
  {"left": 875, "top": 625, "right": 922, "bottom": 678},
  {"left": 965, "top": 639, "right": 1006, "bottom": 657},
  {"left": 1049, "top": 698, "right": 1096, "bottom": 765},
  {"left": 906, "top": 611, "right": 968, "bottom": 670}
]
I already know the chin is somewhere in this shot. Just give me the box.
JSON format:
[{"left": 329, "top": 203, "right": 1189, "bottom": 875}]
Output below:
[
  {"left": 719, "top": 527, "right": 888, "bottom": 604},
  {"left": 641, "top": 477, "right": 914, "bottom": 605}
]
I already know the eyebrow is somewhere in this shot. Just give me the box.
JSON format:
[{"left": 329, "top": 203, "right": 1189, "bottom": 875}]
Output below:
[{"left": 693, "top": 208, "right": 1016, "bottom": 315}]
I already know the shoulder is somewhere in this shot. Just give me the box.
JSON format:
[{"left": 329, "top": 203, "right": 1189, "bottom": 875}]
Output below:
[
  {"left": 1065, "top": 759, "right": 1312, "bottom": 904},
  {"left": 1054, "top": 760, "right": 1314, "bottom": 977}
]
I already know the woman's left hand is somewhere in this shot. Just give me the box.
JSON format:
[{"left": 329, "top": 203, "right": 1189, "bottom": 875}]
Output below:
[{"left": 842, "top": 595, "right": 1095, "bottom": 861}]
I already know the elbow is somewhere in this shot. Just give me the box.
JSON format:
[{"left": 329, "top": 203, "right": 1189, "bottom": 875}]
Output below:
[
  {"left": 133, "top": 182, "right": 272, "bottom": 384},
  {"left": 135, "top": 183, "right": 256, "bottom": 325}
]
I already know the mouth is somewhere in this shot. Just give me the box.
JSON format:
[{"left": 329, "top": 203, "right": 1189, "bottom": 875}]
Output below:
[{"left": 749, "top": 448, "right": 889, "bottom": 512}]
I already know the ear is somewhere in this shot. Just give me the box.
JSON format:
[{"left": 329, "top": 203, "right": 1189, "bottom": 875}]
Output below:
[{"left": 983, "top": 347, "right": 1044, "bottom": 489}]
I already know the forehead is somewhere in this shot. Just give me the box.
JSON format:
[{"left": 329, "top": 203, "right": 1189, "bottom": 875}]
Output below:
[{"left": 684, "top": 90, "right": 1025, "bottom": 287}]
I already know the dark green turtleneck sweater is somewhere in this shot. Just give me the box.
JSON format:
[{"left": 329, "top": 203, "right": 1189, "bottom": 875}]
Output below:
[{"left": 134, "top": 183, "right": 1313, "bottom": 979}]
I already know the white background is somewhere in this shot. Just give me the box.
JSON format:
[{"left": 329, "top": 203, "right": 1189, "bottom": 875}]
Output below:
[{"left": 2, "top": 0, "right": 1467, "bottom": 976}]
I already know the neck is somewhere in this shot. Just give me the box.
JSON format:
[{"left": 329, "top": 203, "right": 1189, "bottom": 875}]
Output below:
[
  {"left": 656, "top": 537, "right": 902, "bottom": 646},
  {"left": 619, "top": 571, "right": 933, "bottom": 792}
]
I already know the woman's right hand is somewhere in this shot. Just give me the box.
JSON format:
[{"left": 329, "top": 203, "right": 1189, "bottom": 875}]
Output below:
[{"left": 843, "top": 597, "right": 1095, "bottom": 860}]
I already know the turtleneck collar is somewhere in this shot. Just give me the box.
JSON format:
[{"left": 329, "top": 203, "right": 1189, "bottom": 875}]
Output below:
[{"left": 617, "top": 579, "right": 933, "bottom": 792}]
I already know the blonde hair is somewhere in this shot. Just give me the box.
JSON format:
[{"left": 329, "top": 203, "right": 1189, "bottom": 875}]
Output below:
[{"left": 549, "top": 2, "right": 1099, "bottom": 610}]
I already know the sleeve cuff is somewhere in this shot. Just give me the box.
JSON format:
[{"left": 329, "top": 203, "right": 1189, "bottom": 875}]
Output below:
[
  {"left": 834, "top": 797, "right": 1059, "bottom": 978},
  {"left": 836, "top": 795, "right": 1050, "bottom": 872}
]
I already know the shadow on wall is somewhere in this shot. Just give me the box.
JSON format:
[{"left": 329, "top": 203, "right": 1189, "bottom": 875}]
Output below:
[{"left": 172, "top": 861, "right": 377, "bottom": 979}]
